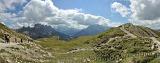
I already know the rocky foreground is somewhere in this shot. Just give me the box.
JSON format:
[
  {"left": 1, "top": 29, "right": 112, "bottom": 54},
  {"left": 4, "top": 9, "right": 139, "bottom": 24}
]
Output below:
[
  {"left": 0, "top": 23, "right": 53, "bottom": 63},
  {"left": 0, "top": 41, "right": 53, "bottom": 63}
]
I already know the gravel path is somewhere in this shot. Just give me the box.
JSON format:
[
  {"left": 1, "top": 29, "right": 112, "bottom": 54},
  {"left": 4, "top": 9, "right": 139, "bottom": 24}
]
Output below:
[{"left": 120, "top": 27, "right": 137, "bottom": 38}]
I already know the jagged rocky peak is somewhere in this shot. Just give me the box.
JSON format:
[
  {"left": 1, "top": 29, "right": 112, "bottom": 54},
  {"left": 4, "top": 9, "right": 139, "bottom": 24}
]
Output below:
[
  {"left": 34, "top": 23, "right": 52, "bottom": 29},
  {"left": 16, "top": 23, "right": 71, "bottom": 40}
]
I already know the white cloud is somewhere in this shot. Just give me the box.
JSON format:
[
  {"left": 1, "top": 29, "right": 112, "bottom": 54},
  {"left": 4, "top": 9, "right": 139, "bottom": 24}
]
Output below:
[
  {"left": 111, "top": 2, "right": 130, "bottom": 17},
  {"left": 108, "top": 22, "right": 123, "bottom": 27},
  {"left": 0, "top": 0, "right": 27, "bottom": 12},
  {"left": 130, "top": 0, "right": 160, "bottom": 20},
  {"left": 2, "top": 0, "right": 110, "bottom": 30},
  {"left": 0, "top": 0, "right": 27, "bottom": 25},
  {"left": 129, "top": 0, "right": 160, "bottom": 29},
  {"left": 111, "top": 0, "right": 160, "bottom": 29}
]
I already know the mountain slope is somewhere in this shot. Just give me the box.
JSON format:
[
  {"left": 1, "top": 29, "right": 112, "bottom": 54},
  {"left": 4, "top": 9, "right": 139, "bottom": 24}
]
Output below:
[
  {"left": 16, "top": 24, "right": 70, "bottom": 40},
  {"left": 0, "top": 23, "right": 52, "bottom": 63},
  {"left": 119, "top": 23, "right": 159, "bottom": 37},
  {"left": 90, "top": 23, "right": 160, "bottom": 63},
  {"left": 36, "top": 36, "right": 100, "bottom": 63},
  {"left": 73, "top": 25, "right": 110, "bottom": 37},
  {"left": 35, "top": 23, "right": 160, "bottom": 63}
]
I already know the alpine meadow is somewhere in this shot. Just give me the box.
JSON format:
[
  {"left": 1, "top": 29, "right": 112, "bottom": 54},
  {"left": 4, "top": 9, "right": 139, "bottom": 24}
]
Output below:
[{"left": 0, "top": 0, "right": 160, "bottom": 63}]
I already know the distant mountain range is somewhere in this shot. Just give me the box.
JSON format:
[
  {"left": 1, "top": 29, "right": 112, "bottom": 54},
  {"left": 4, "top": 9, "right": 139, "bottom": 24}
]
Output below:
[
  {"left": 16, "top": 24, "right": 70, "bottom": 40},
  {"left": 73, "top": 25, "right": 110, "bottom": 37},
  {"left": 16, "top": 24, "right": 110, "bottom": 39},
  {"left": 55, "top": 27, "right": 80, "bottom": 37}
]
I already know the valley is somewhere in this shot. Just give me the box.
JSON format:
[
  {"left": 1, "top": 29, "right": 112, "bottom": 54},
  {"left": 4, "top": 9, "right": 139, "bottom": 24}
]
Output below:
[
  {"left": 1, "top": 0, "right": 160, "bottom": 63},
  {"left": 0, "top": 23, "right": 160, "bottom": 63},
  {"left": 36, "top": 36, "right": 105, "bottom": 63},
  {"left": 36, "top": 23, "right": 160, "bottom": 63}
]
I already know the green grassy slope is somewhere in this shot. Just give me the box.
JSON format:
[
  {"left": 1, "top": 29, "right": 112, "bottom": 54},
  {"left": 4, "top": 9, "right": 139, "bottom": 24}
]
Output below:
[
  {"left": 36, "top": 23, "right": 160, "bottom": 63},
  {"left": 36, "top": 36, "right": 106, "bottom": 63},
  {"left": 92, "top": 23, "right": 160, "bottom": 63}
]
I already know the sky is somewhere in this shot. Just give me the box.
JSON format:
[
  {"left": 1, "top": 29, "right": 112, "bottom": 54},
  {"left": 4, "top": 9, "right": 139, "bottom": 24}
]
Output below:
[
  {"left": 53, "top": 0, "right": 130, "bottom": 23},
  {"left": 0, "top": 0, "right": 160, "bottom": 30}
]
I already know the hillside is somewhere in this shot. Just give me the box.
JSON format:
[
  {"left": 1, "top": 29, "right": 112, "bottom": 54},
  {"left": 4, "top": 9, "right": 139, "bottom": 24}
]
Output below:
[
  {"left": 35, "top": 23, "right": 160, "bottom": 63},
  {"left": 0, "top": 23, "right": 52, "bottom": 63},
  {"left": 0, "top": 23, "right": 31, "bottom": 41},
  {"left": 91, "top": 23, "right": 160, "bottom": 63},
  {"left": 36, "top": 36, "right": 107, "bottom": 63}
]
